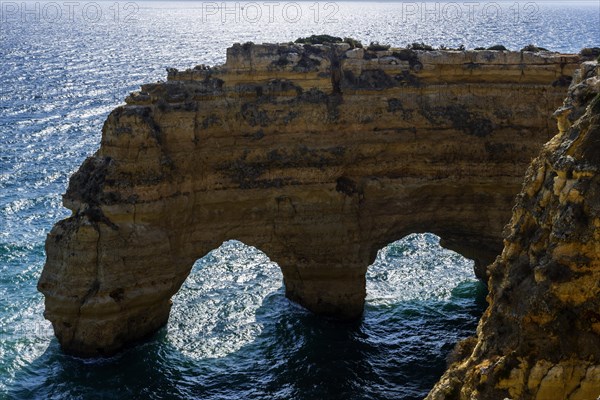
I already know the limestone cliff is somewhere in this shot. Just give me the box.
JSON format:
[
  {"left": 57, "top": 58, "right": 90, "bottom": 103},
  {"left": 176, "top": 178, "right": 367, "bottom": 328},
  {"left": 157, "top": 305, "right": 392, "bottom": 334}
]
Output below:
[
  {"left": 427, "top": 61, "right": 600, "bottom": 399},
  {"left": 39, "top": 43, "right": 580, "bottom": 356}
]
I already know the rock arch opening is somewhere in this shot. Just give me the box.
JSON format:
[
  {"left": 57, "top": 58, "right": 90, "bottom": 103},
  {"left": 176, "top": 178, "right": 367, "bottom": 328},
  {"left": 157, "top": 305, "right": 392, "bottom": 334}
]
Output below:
[
  {"left": 167, "top": 240, "right": 283, "bottom": 359},
  {"left": 367, "top": 233, "right": 482, "bottom": 303},
  {"left": 162, "top": 233, "right": 487, "bottom": 399},
  {"left": 365, "top": 233, "right": 487, "bottom": 395}
]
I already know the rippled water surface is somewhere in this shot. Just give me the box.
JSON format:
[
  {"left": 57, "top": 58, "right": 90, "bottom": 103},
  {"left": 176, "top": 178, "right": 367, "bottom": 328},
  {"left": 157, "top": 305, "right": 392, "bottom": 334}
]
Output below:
[{"left": 1, "top": 1, "right": 598, "bottom": 399}]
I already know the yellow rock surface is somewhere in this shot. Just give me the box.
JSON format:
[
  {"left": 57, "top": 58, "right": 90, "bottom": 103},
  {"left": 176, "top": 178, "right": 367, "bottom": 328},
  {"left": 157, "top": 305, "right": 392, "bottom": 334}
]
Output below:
[
  {"left": 38, "top": 43, "right": 584, "bottom": 357},
  {"left": 427, "top": 61, "right": 600, "bottom": 399}
]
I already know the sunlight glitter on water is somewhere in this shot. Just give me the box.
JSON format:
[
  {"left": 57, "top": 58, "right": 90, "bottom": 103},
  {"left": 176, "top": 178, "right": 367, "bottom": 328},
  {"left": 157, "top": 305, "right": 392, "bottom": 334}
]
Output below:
[
  {"left": 167, "top": 235, "right": 478, "bottom": 361},
  {"left": 367, "top": 233, "right": 476, "bottom": 304},
  {"left": 1, "top": 1, "right": 597, "bottom": 398},
  {"left": 168, "top": 241, "right": 284, "bottom": 359}
]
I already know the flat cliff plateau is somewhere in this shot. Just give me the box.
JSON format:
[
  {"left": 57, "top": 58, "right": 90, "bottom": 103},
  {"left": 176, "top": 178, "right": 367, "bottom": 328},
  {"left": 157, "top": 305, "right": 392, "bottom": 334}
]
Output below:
[
  {"left": 427, "top": 61, "right": 600, "bottom": 399},
  {"left": 39, "top": 42, "right": 581, "bottom": 356}
]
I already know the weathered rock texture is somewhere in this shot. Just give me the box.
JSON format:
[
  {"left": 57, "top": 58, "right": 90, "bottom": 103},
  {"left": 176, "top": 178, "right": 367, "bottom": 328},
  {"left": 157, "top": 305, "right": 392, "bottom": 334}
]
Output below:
[
  {"left": 427, "top": 61, "right": 600, "bottom": 399},
  {"left": 39, "top": 43, "right": 580, "bottom": 356}
]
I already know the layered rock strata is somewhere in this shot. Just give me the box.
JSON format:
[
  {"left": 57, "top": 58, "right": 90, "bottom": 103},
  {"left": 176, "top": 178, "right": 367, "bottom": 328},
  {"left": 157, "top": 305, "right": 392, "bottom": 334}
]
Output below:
[
  {"left": 39, "top": 43, "right": 580, "bottom": 356},
  {"left": 427, "top": 61, "right": 600, "bottom": 399}
]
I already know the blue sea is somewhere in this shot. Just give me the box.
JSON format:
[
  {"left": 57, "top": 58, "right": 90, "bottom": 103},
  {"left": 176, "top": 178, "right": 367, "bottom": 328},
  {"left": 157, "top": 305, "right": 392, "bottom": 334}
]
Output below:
[{"left": 1, "top": 1, "right": 598, "bottom": 399}]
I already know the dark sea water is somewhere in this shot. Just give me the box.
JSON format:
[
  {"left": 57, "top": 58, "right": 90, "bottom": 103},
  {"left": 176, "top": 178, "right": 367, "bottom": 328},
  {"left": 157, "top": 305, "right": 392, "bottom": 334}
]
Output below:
[{"left": 1, "top": 1, "right": 598, "bottom": 399}]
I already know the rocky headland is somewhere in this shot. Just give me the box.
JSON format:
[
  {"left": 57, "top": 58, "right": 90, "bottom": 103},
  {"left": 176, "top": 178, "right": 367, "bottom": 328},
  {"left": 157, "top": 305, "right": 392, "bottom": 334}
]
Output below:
[
  {"left": 426, "top": 60, "right": 600, "bottom": 399},
  {"left": 39, "top": 42, "right": 583, "bottom": 360}
]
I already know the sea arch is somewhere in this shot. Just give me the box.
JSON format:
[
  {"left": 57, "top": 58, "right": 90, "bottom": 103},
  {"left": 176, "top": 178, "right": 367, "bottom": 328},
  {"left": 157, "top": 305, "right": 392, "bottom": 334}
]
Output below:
[{"left": 39, "top": 43, "right": 580, "bottom": 356}]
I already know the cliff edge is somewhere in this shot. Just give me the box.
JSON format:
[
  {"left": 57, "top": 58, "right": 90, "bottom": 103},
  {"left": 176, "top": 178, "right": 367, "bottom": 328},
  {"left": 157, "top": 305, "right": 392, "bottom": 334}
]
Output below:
[{"left": 427, "top": 61, "right": 600, "bottom": 399}]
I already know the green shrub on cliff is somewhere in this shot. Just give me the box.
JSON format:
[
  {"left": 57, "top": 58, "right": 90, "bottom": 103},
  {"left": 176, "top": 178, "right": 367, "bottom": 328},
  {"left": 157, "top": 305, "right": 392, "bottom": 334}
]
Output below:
[
  {"left": 343, "top": 37, "right": 363, "bottom": 49},
  {"left": 487, "top": 45, "right": 508, "bottom": 51},
  {"left": 392, "top": 49, "right": 417, "bottom": 61},
  {"left": 408, "top": 42, "right": 434, "bottom": 51},
  {"left": 367, "top": 42, "right": 390, "bottom": 51},
  {"left": 580, "top": 47, "right": 600, "bottom": 60},
  {"left": 438, "top": 44, "right": 465, "bottom": 51},
  {"left": 295, "top": 35, "right": 343, "bottom": 45},
  {"left": 580, "top": 47, "right": 600, "bottom": 56},
  {"left": 520, "top": 44, "right": 549, "bottom": 52}
]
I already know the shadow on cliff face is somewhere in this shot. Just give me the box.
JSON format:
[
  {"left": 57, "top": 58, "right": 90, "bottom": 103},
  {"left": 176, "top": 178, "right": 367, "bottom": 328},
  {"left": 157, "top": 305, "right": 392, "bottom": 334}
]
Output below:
[{"left": 8, "top": 238, "right": 486, "bottom": 400}]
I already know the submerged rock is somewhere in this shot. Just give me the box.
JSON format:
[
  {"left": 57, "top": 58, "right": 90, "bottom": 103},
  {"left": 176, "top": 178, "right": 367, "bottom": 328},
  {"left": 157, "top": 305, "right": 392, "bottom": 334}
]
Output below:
[{"left": 427, "top": 62, "right": 600, "bottom": 400}]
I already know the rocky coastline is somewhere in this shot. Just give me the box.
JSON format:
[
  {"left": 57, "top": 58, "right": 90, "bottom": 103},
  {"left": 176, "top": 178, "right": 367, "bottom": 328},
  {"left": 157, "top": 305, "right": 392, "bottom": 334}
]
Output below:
[
  {"left": 427, "top": 59, "right": 600, "bottom": 399},
  {"left": 38, "top": 42, "right": 597, "bottom": 399}
]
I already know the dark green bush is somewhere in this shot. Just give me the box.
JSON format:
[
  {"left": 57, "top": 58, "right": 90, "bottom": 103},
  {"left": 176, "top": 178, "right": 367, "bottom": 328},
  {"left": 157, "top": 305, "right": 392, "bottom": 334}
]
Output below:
[
  {"left": 438, "top": 44, "right": 465, "bottom": 51},
  {"left": 408, "top": 42, "right": 434, "bottom": 51},
  {"left": 474, "top": 47, "right": 486, "bottom": 50},
  {"left": 295, "top": 35, "right": 343, "bottom": 45},
  {"left": 580, "top": 47, "right": 600, "bottom": 60},
  {"left": 343, "top": 37, "right": 363, "bottom": 49},
  {"left": 487, "top": 45, "right": 508, "bottom": 51},
  {"left": 367, "top": 41, "right": 391, "bottom": 51},
  {"left": 392, "top": 49, "right": 417, "bottom": 61},
  {"left": 520, "top": 44, "right": 549, "bottom": 52}
]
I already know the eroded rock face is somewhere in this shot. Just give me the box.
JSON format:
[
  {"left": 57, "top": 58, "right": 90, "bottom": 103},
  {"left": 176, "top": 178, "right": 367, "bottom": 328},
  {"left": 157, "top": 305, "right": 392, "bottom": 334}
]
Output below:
[
  {"left": 39, "top": 43, "right": 580, "bottom": 356},
  {"left": 426, "top": 62, "right": 600, "bottom": 400}
]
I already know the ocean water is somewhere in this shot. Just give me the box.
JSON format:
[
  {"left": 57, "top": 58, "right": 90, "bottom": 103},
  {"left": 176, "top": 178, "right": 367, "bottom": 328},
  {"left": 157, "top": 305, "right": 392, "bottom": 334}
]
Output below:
[{"left": 0, "top": 1, "right": 598, "bottom": 399}]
